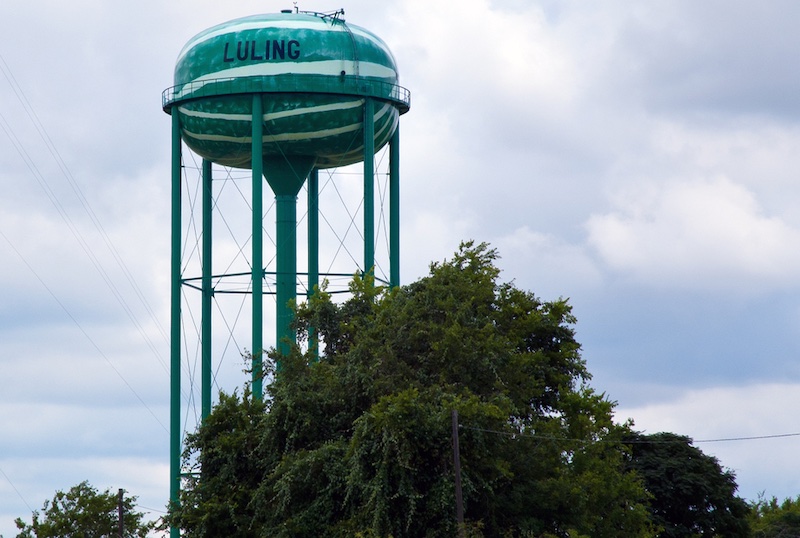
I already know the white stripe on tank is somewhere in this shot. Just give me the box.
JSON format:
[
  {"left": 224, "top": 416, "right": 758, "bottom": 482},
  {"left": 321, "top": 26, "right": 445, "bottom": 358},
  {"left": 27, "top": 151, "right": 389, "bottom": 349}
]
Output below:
[
  {"left": 177, "top": 99, "right": 364, "bottom": 122},
  {"left": 174, "top": 60, "right": 396, "bottom": 100},
  {"left": 181, "top": 101, "right": 393, "bottom": 144},
  {"left": 316, "top": 110, "right": 399, "bottom": 167},
  {"left": 183, "top": 121, "right": 363, "bottom": 144}
]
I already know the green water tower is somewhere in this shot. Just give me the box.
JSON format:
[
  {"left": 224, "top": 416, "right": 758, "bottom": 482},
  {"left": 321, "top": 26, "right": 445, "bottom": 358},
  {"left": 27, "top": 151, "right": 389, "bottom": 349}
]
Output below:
[{"left": 162, "top": 10, "right": 409, "bottom": 532}]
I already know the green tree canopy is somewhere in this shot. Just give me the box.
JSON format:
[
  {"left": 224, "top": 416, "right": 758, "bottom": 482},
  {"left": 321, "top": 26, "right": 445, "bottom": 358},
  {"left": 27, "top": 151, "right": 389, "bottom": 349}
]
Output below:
[
  {"left": 749, "top": 494, "right": 800, "bottom": 537},
  {"left": 14, "top": 481, "right": 154, "bottom": 538},
  {"left": 625, "top": 432, "right": 750, "bottom": 537},
  {"left": 167, "top": 242, "right": 657, "bottom": 537}
]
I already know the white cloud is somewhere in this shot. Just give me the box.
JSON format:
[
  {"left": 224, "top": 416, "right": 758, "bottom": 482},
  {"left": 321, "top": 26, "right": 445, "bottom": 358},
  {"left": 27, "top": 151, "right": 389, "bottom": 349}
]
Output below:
[
  {"left": 393, "top": 0, "right": 577, "bottom": 108},
  {"left": 494, "top": 225, "right": 602, "bottom": 297},
  {"left": 402, "top": 210, "right": 476, "bottom": 278},
  {"left": 616, "top": 120, "right": 800, "bottom": 204},
  {"left": 587, "top": 175, "right": 800, "bottom": 291}
]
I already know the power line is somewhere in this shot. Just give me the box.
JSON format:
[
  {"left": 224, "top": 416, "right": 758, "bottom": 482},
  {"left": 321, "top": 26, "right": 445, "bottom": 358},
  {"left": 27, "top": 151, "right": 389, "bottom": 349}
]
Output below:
[
  {"left": 459, "top": 424, "right": 800, "bottom": 445},
  {"left": 694, "top": 432, "right": 800, "bottom": 443},
  {"left": 0, "top": 465, "right": 33, "bottom": 513},
  {"left": 0, "top": 53, "right": 170, "bottom": 374},
  {"left": 136, "top": 504, "right": 167, "bottom": 514},
  {"left": 0, "top": 228, "right": 167, "bottom": 433}
]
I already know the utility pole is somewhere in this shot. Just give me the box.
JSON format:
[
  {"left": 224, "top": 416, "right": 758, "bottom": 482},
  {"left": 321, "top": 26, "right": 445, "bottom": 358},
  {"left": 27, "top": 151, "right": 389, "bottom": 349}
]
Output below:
[
  {"left": 118, "top": 488, "right": 124, "bottom": 538},
  {"left": 452, "top": 409, "right": 465, "bottom": 537}
]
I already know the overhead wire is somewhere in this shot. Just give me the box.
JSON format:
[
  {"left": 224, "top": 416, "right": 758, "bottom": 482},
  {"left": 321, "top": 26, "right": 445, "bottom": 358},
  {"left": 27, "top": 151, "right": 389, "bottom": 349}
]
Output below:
[
  {"left": 0, "top": 227, "right": 168, "bottom": 433},
  {"left": 0, "top": 54, "right": 170, "bottom": 376},
  {"left": 136, "top": 503, "right": 167, "bottom": 515},
  {"left": 0, "top": 465, "right": 33, "bottom": 513},
  {"left": 0, "top": 138, "right": 168, "bottom": 431},
  {"left": 459, "top": 424, "right": 800, "bottom": 445},
  {"left": 0, "top": 55, "right": 164, "bottom": 333},
  {"left": 694, "top": 432, "right": 800, "bottom": 444}
]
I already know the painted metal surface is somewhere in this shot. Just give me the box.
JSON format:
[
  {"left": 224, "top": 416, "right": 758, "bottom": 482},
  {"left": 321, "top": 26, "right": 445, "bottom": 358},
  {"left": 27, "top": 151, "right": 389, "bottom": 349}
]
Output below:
[{"left": 163, "top": 12, "right": 409, "bottom": 169}]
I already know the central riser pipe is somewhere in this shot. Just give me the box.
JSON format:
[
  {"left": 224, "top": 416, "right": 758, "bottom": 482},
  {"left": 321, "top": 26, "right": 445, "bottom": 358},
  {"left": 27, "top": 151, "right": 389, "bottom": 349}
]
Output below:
[
  {"left": 275, "top": 194, "right": 297, "bottom": 357},
  {"left": 263, "top": 149, "right": 315, "bottom": 364}
]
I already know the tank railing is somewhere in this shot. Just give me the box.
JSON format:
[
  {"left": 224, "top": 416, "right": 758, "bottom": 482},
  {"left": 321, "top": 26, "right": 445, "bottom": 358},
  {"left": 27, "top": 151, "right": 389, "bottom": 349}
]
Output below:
[{"left": 163, "top": 74, "right": 411, "bottom": 113}]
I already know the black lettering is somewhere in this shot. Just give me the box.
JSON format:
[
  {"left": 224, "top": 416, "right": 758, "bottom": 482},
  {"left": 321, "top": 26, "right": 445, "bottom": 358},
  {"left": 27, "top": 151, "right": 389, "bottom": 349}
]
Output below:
[
  {"left": 223, "top": 42, "right": 234, "bottom": 62},
  {"left": 288, "top": 40, "right": 300, "bottom": 60},
  {"left": 221, "top": 39, "right": 302, "bottom": 63},
  {"left": 250, "top": 40, "right": 263, "bottom": 60},
  {"left": 273, "top": 40, "right": 285, "bottom": 60},
  {"left": 236, "top": 41, "right": 248, "bottom": 61}
]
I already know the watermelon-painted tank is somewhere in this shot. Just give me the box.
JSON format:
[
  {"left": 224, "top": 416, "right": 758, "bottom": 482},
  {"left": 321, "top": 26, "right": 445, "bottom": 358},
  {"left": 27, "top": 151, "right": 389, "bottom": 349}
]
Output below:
[{"left": 162, "top": 10, "right": 410, "bottom": 170}]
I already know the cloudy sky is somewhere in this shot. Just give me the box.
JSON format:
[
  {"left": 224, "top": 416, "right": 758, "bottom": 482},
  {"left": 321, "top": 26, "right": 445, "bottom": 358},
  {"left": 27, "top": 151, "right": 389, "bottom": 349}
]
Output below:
[{"left": 3, "top": 0, "right": 800, "bottom": 534}]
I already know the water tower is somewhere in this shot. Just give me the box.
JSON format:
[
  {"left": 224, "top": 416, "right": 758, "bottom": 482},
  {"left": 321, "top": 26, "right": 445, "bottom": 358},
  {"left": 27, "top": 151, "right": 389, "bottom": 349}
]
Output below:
[{"left": 162, "top": 9, "right": 409, "bottom": 529}]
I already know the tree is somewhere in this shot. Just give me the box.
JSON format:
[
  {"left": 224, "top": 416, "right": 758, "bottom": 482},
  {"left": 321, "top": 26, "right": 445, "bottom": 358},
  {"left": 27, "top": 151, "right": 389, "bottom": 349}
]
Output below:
[
  {"left": 166, "top": 387, "right": 268, "bottom": 537},
  {"left": 749, "top": 494, "right": 800, "bottom": 537},
  {"left": 625, "top": 432, "right": 750, "bottom": 537},
  {"left": 14, "top": 480, "right": 154, "bottom": 537},
  {"left": 167, "top": 242, "right": 657, "bottom": 537}
]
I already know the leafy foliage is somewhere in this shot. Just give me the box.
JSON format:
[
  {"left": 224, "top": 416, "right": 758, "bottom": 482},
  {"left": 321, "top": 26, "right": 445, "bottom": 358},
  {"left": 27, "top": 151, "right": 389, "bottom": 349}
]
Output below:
[
  {"left": 167, "top": 387, "right": 268, "bottom": 537},
  {"left": 14, "top": 481, "right": 153, "bottom": 538},
  {"left": 749, "top": 494, "right": 800, "bottom": 537},
  {"left": 167, "top": 242, "right": 657, "bottom": 537},
  {"left": 625, "top": 432, "right": 750, "bottom": 537}
]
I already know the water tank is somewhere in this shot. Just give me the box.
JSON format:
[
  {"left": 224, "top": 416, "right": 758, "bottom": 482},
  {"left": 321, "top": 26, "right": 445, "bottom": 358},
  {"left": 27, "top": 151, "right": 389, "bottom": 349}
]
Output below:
[{"left": 162, "top": 11, "right": 410, "bottom": 170}]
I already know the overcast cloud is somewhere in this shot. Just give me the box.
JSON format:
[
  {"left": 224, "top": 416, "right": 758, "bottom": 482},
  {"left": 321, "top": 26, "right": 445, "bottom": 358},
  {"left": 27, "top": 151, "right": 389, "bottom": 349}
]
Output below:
[{"left": 3, "top": 1, "right": 800, "bottom": 535}]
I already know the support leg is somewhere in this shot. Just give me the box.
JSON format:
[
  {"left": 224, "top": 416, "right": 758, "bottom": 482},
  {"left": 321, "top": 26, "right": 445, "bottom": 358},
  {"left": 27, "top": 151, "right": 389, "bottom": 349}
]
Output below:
[
  {"left": 201, "top": 159, "right": 213, "bottom": 419},
  {"left": 169, "top": 112, "right": 182, "bottom": 538},
  {"left": 363, "top": 98, "right": 375, "bottom": 277},
  {"left": 251, "top": 95, "right": 264, "bottom": 398},
  {"left": 307, "top": 168, "right": 319, "bottom": 360},
  {"left": 389, "top": 125, "right": 400, "bottom": 287}
]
